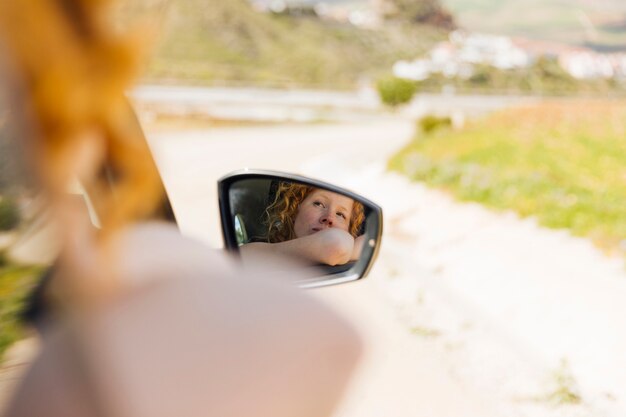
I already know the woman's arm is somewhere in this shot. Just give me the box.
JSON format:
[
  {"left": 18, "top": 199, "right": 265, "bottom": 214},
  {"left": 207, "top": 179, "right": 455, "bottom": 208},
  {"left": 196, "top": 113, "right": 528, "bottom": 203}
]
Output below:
[
  {"left": 241, "top": 228, "right": 355, "bottom": 266},
  {"left": 5, "top": 224, "right": 363, "bottom": 417}
]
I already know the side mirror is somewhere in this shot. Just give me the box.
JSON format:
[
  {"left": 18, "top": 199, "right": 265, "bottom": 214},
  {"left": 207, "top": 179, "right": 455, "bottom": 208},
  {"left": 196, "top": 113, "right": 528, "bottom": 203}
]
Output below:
[{"left": 218, "top": 170, "right": 383, "bottom": 288}]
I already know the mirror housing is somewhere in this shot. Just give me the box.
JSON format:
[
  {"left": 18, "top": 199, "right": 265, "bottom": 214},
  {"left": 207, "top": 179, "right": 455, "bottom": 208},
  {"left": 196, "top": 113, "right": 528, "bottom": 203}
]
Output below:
[{"left": 218, "top": 170, "right": 383, "bottom": 288}]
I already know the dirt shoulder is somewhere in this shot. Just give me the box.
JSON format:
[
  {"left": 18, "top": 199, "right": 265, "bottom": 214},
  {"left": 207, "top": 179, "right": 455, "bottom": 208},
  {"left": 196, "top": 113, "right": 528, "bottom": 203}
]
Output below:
[{"left": 308, "top": 155, "right": 626, "bottom": 417}]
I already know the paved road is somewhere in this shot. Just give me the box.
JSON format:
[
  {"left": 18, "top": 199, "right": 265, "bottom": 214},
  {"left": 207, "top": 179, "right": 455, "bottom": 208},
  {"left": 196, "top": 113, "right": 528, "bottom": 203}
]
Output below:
[{"left": 132, "top": 85, "right": 538, "bottom": 123}]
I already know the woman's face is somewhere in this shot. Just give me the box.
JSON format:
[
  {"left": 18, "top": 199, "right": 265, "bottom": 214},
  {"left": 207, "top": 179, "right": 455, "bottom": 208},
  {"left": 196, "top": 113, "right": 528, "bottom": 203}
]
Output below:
[{"left": 293, "top": 189, "right": 354, "bottom": 238}]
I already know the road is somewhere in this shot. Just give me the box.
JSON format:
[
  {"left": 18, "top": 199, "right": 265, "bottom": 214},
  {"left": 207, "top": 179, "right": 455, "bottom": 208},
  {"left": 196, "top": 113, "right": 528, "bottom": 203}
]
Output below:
[
  {"left": 132, "top": 85, "right": 538, "bottom": 123},
  {"left": 147, "top": 114, "right": 626, "bottom": 417},
  {"left": 147, "top": 120, "right": 411, "bottom": 246},
  {"left": 147, "top": 118, "right": 499, "bottom": 417}
]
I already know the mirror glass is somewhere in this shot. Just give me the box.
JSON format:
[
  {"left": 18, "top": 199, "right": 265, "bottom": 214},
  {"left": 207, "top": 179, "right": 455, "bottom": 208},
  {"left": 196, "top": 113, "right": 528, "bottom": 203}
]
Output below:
[{"left": 224, "top": 176, "right": 380, "bottom": 284}]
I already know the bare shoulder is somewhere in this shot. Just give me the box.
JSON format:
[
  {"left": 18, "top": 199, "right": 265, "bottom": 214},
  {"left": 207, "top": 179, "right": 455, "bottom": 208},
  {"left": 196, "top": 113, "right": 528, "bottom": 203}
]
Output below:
[
  {"left": 110, "top": 222, "right": 362, "bottom": 357},
  {"left": 100, "top": 223, "right": 364, "bottom": 417},
  {"left": 111, "top": 221, "right": 237, "bottom": 287},
  {"left": 7, "top": 221, "right": 363, "bottom": 417}
]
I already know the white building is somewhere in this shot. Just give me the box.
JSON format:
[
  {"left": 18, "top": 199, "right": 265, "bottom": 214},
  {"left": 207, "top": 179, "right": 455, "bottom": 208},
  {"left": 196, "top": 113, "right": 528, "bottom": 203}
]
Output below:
[
  {"left": 250, "top": 0, "right": 383, "bottom": 28},
  {"left": 559, "top": 51, "right": 626, "bottom": 80},
  {"left": 250, "top": 0, "right": 317, "bottom": 14},
  {"left": 393, "top": 31, "right": 530, "bottom": 81}
]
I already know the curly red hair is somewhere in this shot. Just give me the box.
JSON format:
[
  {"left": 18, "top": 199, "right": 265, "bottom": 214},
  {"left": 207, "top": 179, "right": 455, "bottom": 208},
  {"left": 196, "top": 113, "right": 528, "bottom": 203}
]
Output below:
[{"left": 265, "top": 182, "right": 365, "bottom": 243}]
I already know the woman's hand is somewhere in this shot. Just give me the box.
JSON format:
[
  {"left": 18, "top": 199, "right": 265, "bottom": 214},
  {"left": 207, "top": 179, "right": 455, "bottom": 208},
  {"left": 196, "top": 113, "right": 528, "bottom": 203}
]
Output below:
[{"left": 313, "top": 228, "right": 354, "bottom": 266}]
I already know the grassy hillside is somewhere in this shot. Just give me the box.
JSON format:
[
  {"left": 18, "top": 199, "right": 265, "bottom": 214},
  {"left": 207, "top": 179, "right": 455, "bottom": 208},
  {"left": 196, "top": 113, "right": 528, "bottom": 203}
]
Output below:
[
  {"left": 442, "top": 0, "right": 626, "bottom": 51},
  {"left": 144, "top": 0, "right": 446, "bottom": 88}
]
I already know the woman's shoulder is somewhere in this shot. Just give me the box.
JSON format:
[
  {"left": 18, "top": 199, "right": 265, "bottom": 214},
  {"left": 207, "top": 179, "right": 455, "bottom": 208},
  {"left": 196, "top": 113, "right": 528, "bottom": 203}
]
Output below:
[
  {"left": 112, "top": 221, "right": 236, "bottom": 287},
  {"left": 111, "top": 222, "right": 363, "bottom": 352}
]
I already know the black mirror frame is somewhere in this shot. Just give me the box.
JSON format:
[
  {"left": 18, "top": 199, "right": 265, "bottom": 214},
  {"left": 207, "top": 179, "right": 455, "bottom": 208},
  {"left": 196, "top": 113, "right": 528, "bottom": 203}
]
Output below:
[{"left": 218, "top": 169, "right": 383, "bottom": 288}]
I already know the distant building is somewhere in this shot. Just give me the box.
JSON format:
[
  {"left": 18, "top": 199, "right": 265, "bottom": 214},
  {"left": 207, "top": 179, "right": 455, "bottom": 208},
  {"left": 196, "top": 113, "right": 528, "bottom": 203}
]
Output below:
[
  {"left": 249, "top": 0, "right": 383, "bottom": 28},
  {"left": 559, "top": 50, "right": 626, "bottom": 80},
  {"left": 508, "top": 38, "right": 626, "bottom": 80},
  {"left": 393, "top": 29, "right": 626, "bottom": 82},
  {"left": 393, "top": 30, "right": 530, "bottom": 81},
  {"left": 250, "top": 0, "right": 318, "bottom": 17},
  {"left": 449, "top": 31, "right": 530, "bottom": 69},
  {"left": 511, "top": 38, "right": 581, "bottom": 59}
]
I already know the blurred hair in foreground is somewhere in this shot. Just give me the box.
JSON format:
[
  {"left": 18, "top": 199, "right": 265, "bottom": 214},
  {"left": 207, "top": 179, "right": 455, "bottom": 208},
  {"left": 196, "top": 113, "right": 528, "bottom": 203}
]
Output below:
[
  {"left": 0, "top": 1, "right": 362, "bottom": 416},
  {"left": 0, "top": 0, "right": 162, "bottom": 234}
]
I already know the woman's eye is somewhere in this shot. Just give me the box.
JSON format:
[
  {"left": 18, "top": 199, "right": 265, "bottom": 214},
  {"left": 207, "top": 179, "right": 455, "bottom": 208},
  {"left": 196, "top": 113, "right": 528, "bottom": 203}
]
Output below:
[
  {"left": 337, "top": 212, "right": 347, "bottom": 219},
  {"left": 313, "top": 201, "right": 324, "bottom": 208}
]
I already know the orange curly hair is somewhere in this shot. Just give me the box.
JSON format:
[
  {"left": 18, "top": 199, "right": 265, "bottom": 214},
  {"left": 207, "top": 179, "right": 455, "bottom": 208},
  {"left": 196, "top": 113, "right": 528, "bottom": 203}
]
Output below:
[
  {"left": 0, "top": 0, "right": 162, "bottom": 233},
  {"left": 265, "top": 182, "right": 365, "bottom": 243}
]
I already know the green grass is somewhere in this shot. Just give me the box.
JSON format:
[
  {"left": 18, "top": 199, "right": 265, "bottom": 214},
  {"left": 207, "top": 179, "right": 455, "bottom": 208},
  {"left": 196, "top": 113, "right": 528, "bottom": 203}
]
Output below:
[
  {"left": 542, "top": 359, "right": 582, "bottom": 405},
  {"left": 389, "top": 100, "right": 626, "bottom": 253},
  {"left": 0, "top": 264, "right": 41, "bottom": 362},
  {"left": 410, "top": 326, "right": 441, "bottom": 338}
]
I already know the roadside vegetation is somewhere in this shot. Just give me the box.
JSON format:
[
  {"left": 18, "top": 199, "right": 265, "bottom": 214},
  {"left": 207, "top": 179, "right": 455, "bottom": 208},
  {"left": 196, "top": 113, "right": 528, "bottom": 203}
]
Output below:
[
  {"left": 0, "top": 119, "right": 41, "bottom": 362},
  {"left": 545, "top": 360, "right": 582, "bottom": 405},
  {"left": 377, "top": 76, "right": 418, "bottom": 107},
  {"left": 0, "top": 265, "right": 41, "bottom": 361},
  {"left": 0, "top": 193, "right": 40, "bottom": 362},
  {"left": 389, "top": 101, "right": 626, "bottom": 254}
]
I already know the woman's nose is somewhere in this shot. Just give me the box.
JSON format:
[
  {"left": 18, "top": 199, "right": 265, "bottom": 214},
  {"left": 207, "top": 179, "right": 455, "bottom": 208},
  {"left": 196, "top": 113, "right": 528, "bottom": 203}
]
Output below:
[{"left": 320, "top": 213, "right": 334, "bottom": 226}]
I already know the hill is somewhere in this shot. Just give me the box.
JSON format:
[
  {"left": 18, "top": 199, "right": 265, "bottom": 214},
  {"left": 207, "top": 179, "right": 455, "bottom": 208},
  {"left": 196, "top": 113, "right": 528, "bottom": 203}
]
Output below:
[
  {"left": 441, "top": 0, "right": 626, "bottom": 52},
  {"left": 144, "top": 0, "right": 448, "bottom": 88}
]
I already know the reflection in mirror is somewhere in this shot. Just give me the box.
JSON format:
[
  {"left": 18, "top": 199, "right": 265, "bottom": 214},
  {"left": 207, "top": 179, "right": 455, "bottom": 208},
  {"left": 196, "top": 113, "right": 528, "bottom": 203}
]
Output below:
[{"left": 229, "top": 179, "right": 368, "bottom": 270}]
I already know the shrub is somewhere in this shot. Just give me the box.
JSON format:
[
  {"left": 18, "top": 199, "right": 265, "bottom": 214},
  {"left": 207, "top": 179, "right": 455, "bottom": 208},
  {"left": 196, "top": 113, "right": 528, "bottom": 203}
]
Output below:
[
  {"left": 419, "top": 115, "right": 451, "bottom": 133},
  {"left": 0, "top": 197, "right": 21, "bottom": 231},
  {"left": 0, "top": 265, "right": 42, "bottom": 361},
  {"left": 377, "top": 76, "right": 417, "bottom": 107}
]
